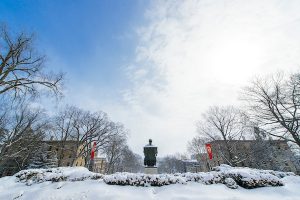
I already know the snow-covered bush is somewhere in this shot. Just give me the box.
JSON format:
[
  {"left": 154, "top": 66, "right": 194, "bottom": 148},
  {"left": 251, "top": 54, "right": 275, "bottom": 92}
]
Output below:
[
  {"left": 104, "top": 165, "right": 293, "bottom": 189},
  {"left": 179, "top": 171, "right": 223, "bottom": 184},
  {"left": 103, "top": 173, "right": 187, "bottom": 186},
  {"left": 213, "top": 164, "right": 295, "bottom": 178},
  {"left": 15, "top": 167, "right": 102, "bottom": 185},
  {"left": 104, "top": 172, "right": 229, "bottom": 187},
  {"left": 14, "top": 165, "right": 295, "bottom": 189},
  {"left": 212, "top": 164, "right": 286, "bottom": 188},
  {"left": 224, "top": 178, "right": 238, "bottom": 189}
]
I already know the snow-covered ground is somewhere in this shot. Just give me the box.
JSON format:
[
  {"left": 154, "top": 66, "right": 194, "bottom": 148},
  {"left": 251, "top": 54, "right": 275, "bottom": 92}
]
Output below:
[{"left": 0, "top": 166, "right": 299, "bottom": 200}]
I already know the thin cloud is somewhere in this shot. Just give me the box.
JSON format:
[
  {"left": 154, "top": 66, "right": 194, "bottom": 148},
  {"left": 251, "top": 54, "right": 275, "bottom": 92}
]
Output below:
[{"left": 122, "top": 0, "right": 300, "bottom": 155}]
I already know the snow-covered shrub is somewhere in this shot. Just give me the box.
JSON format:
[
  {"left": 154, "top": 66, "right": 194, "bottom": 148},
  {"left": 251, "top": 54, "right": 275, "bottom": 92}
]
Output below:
[
  {"left": 14, "top": 165, "right": 295, "bottom": 189},
  {"left": 213, "top": 164, "right": 295, "bottom": 178},
  {"left": 104, "top": 172, "right": 238, "bottom": 188},
  {"left": 180, "top": 171, "right": 223, "bottom": 184},
  {"left": 224, "top": 178, "right": 238, "bottom": 189},
  {"left": 262, "top": 170, "right": 295, "bottom": 178},
  {"left": 103, "top": 173, "right": 187, "bottom": 186},
  {"left": 15, "top": 167, "right": 103, "bottom": 185},
  {"left": 104, "top": 165, "right": 293, "bottom": 189},
  {"left": 212, "top": 164, "right": 284, "bottom": 189}
]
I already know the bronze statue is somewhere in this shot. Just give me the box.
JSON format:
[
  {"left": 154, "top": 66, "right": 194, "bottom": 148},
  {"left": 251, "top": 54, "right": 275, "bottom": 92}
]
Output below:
[{"left": 143, "top": 139, "right": 158, "bottom": 167}]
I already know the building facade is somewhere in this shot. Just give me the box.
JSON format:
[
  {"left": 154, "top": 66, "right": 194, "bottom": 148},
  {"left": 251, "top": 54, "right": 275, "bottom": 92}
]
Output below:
[
  {"left": 93, "top": 157, "right": 107, "bottom": 174},
  {"left": 182, "top": 159, "right": 202, "bottom": 173},
  {"left": 44, "top": 141, "right": 85, "bottom": 167},
  {"left": 203, "top": 140, "right": 300, "bottom": 174}
]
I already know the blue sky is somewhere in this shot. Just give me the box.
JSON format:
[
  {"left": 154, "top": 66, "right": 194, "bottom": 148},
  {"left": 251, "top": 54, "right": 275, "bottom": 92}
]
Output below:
[
  {"left": 2, "top": 0, "right": 300, "bottom": 156},
  {"left": 0, "top": 0, "right": 148, "bottom": 98}
]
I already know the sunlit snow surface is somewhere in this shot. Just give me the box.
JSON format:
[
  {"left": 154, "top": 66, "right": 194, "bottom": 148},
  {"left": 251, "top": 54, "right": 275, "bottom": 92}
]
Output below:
[{"left": 0, "top": 166, "right": 299, "bottom": 200}]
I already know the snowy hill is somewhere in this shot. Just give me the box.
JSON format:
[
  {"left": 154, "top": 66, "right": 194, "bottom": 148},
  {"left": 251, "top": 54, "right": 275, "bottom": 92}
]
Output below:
[{"left": 0, "top": 165, "right": 299, "bottom": 200}]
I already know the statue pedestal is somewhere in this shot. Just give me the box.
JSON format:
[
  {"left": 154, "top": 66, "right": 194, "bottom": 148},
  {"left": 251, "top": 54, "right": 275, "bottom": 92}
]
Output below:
[{"left": 144, "top": 167, "right": 158, "bottom": 174}]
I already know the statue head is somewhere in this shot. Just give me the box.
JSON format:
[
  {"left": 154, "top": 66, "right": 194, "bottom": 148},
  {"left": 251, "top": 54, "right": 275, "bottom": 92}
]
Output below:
[{"left": 149, "top": 139, "right": 152, "bottom": 145}]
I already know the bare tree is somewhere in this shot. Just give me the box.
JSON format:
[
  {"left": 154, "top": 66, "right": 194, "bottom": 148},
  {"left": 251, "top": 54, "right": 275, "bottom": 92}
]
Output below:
[
  {"left": 52, "top": 106, "right": 126, "bottom": 168},
  {"left": 242, "top": 73, "right": 300, "bottom": 147},
  {"left": 0, "top": 25, "right": 63, "bottom": 98},
  {"left": 104, "top": 132, "right": 127, "bottom": 174},
  {"left": 0, "top": 102, "right": 48, "bottom": 176},
  {"left": 113, "top": 145, "right": 143, "bottom": 173},
  {"left": 157, "top": 155, "right": 185, "bottom": 173},
  {"left": 51, "top": 105, "right": 82, "bottom": 166},
  {"left": 75, "top": 111, "right": 121, "bottom": 167},
  {"left": 187, "top": 136, "right": 210, "bottom": 156},
  {"left": 196, "top": 106, "right": 251, "bottom": 166}
]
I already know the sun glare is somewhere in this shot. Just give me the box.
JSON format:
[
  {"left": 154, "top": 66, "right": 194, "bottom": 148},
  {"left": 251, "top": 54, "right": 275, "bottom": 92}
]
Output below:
[{"left": 208, "top": 36, "right": 263, "bottom": 84}]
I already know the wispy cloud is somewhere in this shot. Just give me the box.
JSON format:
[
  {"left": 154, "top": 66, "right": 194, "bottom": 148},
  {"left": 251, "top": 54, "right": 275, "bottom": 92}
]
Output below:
[{"left": 121, "top": 0, "right": 300, "bottom": 155}]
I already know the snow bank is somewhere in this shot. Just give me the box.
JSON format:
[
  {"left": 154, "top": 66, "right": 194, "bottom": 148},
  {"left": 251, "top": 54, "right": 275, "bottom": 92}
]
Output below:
[
  {"left": 213, "top": 164, "right": 295, "bottom": 178},
  {"left": 103, "top": 173, "right": 187, "bottom": 187},
  {"left": 104, "top": 165, "right": 294, "bottom": 189},
  {"left": 15, "top": 167, "right": 102, "bottom": 185},
  {"left": 212, "top": 164, "right": 294, "bottom": 188},
  {"left": 14, "top": 165, "right": 296, "bottom": 189}
]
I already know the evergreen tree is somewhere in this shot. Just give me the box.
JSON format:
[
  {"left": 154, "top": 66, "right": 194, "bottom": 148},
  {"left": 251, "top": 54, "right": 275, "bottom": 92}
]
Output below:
[{"left": 27, "top": 143, "right": 58, "bottom": 169}]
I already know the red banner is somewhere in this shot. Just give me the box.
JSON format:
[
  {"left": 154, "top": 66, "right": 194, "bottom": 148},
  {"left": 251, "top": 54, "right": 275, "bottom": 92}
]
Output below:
[
  {"left": 90, "top": 141, "right": 97, "bottom": 160},
  {"left": 205, "top": 143, "right": 213, "bottom": 160}
]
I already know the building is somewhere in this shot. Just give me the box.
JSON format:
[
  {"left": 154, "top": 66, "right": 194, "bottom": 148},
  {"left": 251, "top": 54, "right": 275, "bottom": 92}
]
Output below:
[
  {"left": 0, "top": 140, "right": 105, "bottom": 177},
  {"left": 191, "top": 153, "right": 210, "bottom": 172},
  {"left": 44, "top": 140, "right": 85, "bottom": 167},
  {"left": 203, "top": 140, "right": 300, "bottom": 174},
  {"left": 182, "top": 159, "right": 202, "bottom": 173},
  {"left": 93, "top": 157, "right": 107, "bottom": 174}
]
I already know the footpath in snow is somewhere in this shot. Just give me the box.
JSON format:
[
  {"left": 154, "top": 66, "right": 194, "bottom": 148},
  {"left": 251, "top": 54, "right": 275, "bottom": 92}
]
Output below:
[{"left": 0, "top": 165, "right": 299, "bottom": 200}]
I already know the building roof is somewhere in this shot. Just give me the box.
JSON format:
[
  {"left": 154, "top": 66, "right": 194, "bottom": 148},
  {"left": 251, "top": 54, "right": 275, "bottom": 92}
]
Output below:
[
  {"left": 43, "top": 140, "right": 83, "bottom": 144},
  {"left": 208, "top": 139, "right": 288, "bottom": 144}
]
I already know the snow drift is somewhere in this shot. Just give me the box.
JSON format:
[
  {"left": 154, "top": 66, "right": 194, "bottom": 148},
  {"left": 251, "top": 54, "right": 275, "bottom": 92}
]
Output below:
[
  {"left": 0, "top": 165, "right": 298, "bottom": 200},
  {"left": 103, "top": 164, "right": 293, "bottom": 189},
  {"left": 13, "top": 165, "right": 295, "bottom": 189},
  {"left": 15, "top": 167, "right": 102, "bottom": 185}
]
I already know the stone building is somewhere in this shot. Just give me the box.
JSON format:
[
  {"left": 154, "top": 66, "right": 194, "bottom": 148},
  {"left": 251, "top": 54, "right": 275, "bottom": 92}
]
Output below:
[
  {"left": 44, "top": 140, "right": 85, "bottom": 167},
  {"left": 93, "top": 157, "right": 107, "bottom": 174},
  {"left": 44, "top": 140, "right": 107, "bottom": 173},
  {"left": 204, "top": 140, "right": 300, "bottom": 174},
  {"left": 182, "top": 159, "right": 202, "bottom": 173},
  {"left": 0, "top": 140, "right": 105, "bottom": 177},
  {"left": 191, "top": 153, "right": 210, "bottom": 172}
]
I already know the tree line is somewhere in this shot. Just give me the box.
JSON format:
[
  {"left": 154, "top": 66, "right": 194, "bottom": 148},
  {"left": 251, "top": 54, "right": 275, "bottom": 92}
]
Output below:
[
  {"left": 0, "top": 25, "right": 142, "bottom": 176},
  {"left": 188, "top": 73, "right": 300, "bottom": 170}
]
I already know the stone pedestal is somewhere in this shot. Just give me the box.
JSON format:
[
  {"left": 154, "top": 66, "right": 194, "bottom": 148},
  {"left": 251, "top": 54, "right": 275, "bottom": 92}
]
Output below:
[{"left": 144, "top": 167, "right": 158, "bottom": 174}]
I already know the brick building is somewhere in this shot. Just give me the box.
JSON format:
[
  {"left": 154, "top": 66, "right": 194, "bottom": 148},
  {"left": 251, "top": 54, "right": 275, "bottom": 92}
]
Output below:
[{"left": 193, "top": 140, "right": 300, "bottom": 174}]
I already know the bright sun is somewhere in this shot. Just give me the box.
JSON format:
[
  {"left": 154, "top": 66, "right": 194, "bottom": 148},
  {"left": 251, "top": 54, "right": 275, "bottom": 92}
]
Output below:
[{"left": 208, "top": 35, "right": 264, "bottom": 85}]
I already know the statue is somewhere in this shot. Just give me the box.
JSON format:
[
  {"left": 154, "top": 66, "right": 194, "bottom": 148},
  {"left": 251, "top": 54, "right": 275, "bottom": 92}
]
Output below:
[{"left": 143, "top": 139, "right": 158, "bottom": 167}]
